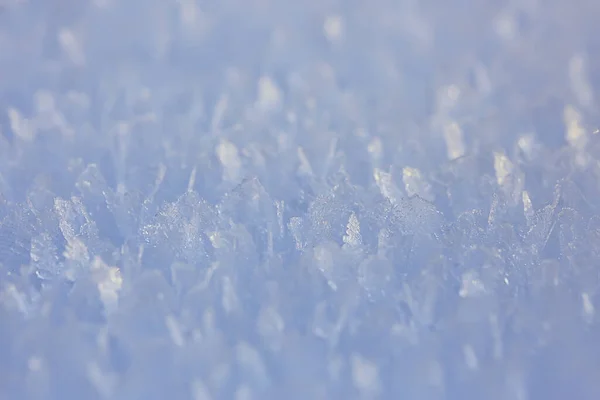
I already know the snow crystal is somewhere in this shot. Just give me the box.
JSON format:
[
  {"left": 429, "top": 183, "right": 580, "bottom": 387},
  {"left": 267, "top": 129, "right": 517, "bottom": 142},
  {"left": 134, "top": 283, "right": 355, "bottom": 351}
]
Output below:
[
  {"left": 343, "top": 212, "right": 362, "bottom": 248},
  {"left": 256, "top": 305, "right": 285, "bottom": 350},
  {"left": 256, "top": 76, "right": 282, "bottom": 113},
  {"left": 459, "top": 271, "right": 486, "bottom": 298},
  {"left": 442, "top": 121, "right": 466, "bottom": 160},
  {"left": 216, "top": 139, "right": 242, "bottom": 184},
  {"left": 351, "top": 354, "right": 381, "bottom": 397},
  {"left": 582, "top": 292, "right": 595, "bottom": 323},
  {"left": 569, "top": 54, "right": 593, "bottom": 109},
  {"left": 323, "top": 15, "right": 344, "bottom": 44},
  {"left": 1, "top": 0, "right": 600, "bottom": 399},
  {"left": 58, "top": 28, "right": 86, "bottom": 67},
  {"left": 7, "top": 107, "right": 33, "bottom": 141},
  {"left": 462, "top": 344, "right": 479, "bottom": 371},
  {"left": 90, "top": 256, "right": 122, "bottom": 316},
  {"left": 402, "top": 166, "right": 434, "bottom": 202}
]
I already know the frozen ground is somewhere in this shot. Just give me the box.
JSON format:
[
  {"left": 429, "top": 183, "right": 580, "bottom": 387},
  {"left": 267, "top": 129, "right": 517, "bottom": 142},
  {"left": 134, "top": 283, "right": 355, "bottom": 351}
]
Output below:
[{"left": 1, "top": 0, "right": 600, "bottom": 398}]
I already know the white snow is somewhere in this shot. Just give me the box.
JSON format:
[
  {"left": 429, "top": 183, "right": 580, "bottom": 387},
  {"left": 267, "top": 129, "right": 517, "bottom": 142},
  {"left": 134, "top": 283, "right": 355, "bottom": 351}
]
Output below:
[{"left": 0, "top": 0, "right": 598, "bottom": 399}]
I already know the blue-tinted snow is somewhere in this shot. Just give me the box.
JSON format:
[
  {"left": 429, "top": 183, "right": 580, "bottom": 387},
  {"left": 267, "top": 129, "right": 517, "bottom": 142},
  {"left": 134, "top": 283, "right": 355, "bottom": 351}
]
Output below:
[{"left": 1, "top": 0, "right": 600, "bottom": 399}]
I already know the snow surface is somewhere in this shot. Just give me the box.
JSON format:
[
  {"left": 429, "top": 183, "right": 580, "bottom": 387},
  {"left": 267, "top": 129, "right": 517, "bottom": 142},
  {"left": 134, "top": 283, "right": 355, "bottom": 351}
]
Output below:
[{"left": 1, "top": 0, "right": 600, "bottom": 399}]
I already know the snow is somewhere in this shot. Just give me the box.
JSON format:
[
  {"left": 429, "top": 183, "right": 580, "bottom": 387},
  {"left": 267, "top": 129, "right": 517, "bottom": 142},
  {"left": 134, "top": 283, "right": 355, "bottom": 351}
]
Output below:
[{"left": 1, "top": 0, "right": 600, "bottom": 399}]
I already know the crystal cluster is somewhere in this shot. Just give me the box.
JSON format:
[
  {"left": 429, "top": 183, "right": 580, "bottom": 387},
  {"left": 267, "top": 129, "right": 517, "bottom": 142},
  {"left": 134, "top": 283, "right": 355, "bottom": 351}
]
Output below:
[{"left": 0, "top": 0, "right": 599, "bottom": 399}]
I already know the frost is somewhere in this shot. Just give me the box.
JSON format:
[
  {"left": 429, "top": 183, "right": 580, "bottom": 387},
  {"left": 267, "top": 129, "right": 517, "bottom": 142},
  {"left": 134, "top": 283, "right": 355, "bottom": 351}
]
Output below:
[
  {"left": 313, "top": 242, "right": 341, "bottom": 291},
  {"left": 256, "top": 305, "right": 285, "bottom": 350},
  {"left": 236, "top": 342, "right": 269, "bottom": 388},
  {"left": 165, "top": 314, "right": 185, "bottom": 347},
  {"left": 256, "top": 76, "right": 282, "bottom": 113},
  {"left": 367, "top": 137, "right": 383, "bottom": 164},
  {"left": 402, "top": 167, "right": 433, "bottom": 202},
  {"left": 296, "top": 147, "right": 314, "bottom": 177},
  {"left": 564, "top": 105, "right": 587, "bottom": 150},
  {"left": 87, "top": 361, "right": 117, "bottom": 398},
  {"left": 374, "top": 168, "right": 401, "bottom": 204},
  {"left": 581, "top": 292, "right": 595, "bottom": 323},
  {"left": 30, "top": 232, "right": 61, "bottom": 280},
  {"left": 493, "top": 151, "right": 523, "bottom": 204},
  {"left": 442, "top": 121, "right": 466, "bottom": 160},
  {"left": 58, "top": 28, "right": 86, "bottom": 66},
  {"left": 494, "top": 13, "right": 516, "bottom": 41},
  {"left": 493, "top": 152, "right": 513, "bottom": 187},
  {"left": 357, "top": 255, "right": 393, "bottom": 300},
  {"left": 221, "top": 276, "right": 240, "bottom": 314},
  {"left": 463, "top": 344, "right": 479, "bottom": 371},
  {"left": 343, "top": 212, "right": 362, "bottom": 248},
  {"left": 459, "top": 271, "right": 486, "bottom": 298},
  {"left": 569, "top": 54, "right": 593, "bottom": 108},
  {"left": 8, "top": 108, "right": 34, "bottom": 141},
  {"left": 0, "top": 1, "right": 599, "bottom": 398},
  {"left": 1, "top": 284, "right": 30, "bottom": 315},
  {"left": 90, "top": 256, "right": 122, "bottom": 316},
  {"left": 522, "top": 191, "right": 534, "bottom": 224},
  {"left": 216, "top": 139, "right": 243, "bottom": 184},
  {"left": 323, "top": 15, "right": 344, "bottom": 44},
  {"left": 351, "top": 354, "right": 381, "bottom": 397}
]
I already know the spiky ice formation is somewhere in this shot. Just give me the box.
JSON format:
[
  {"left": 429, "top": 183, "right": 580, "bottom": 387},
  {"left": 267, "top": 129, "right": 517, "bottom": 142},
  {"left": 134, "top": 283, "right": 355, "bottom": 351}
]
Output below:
[{"left": 1, "top": 0, "right": 600, "bottom": 399}]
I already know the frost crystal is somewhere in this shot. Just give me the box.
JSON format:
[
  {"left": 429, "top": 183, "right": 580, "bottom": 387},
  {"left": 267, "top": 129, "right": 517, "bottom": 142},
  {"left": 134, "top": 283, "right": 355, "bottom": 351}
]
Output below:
[
  {"left": 343, "top": 212, "right": 362, "bottom": 248},
  {"left": 91, "top": 257, "right": 122, "bottom": 316},
  {"left": 442, "top": 121, "right": 466, "bottom": 160},
  {"left": 323, "top": 15, "right": 344, "bottom": 44},
  {"left": 256, "top": 76, "right": 282, "bottom": 113},
  {"left": 216, "top": 139, "right": 243, "bottom": 184},
  {"left": 0, "top": 1, "right": 599, "bottom": 399},
  {"left": 351, "top": 354, "right": 381, "bottom": 397},
  {"left": 402, "top": 167, "right": 433, "bottom": 202}
]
